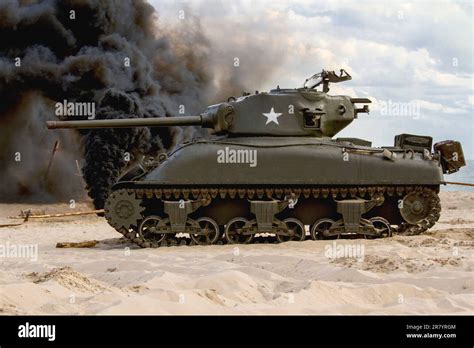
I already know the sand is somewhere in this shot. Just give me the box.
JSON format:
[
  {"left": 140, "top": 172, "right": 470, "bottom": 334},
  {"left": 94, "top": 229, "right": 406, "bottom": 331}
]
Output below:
[{"left": 0, "top": 191, "right": 473, "bottom": 315}]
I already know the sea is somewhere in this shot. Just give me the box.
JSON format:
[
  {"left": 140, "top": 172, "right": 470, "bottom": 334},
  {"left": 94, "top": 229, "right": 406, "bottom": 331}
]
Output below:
[{"left": 441, "top": 160, "right": 474, "bottom": 192}]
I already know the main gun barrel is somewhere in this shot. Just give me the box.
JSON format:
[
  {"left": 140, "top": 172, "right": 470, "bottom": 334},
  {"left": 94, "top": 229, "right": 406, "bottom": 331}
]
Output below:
[{"left": 47, "top": 115, "right": 211, "bottom": 129}]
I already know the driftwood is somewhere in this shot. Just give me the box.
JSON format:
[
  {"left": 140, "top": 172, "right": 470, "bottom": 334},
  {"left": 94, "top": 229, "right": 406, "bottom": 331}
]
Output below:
[
  {"left": 56, "top": 240, "right": 99, "bottom": 248},
  {"left": 10, "top": 209, "right": 104, "bottom": 219},
  {"left": 0, "top": 211, "right": 30, "bottom": 228},
  {"left": 0, "top": 220, "right": 28, "bottom": 228},
  {"left": 1, "top": 209, "right": 103, "bottom": 228}
]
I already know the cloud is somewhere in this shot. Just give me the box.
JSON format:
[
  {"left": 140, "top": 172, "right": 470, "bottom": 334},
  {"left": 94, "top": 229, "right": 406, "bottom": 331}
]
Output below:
[
  {"left": 414, "top": 99, "right": 468, "bottom": 114},
  {"left": 149, "top": 0, "right": 473, "bottom": 158}
]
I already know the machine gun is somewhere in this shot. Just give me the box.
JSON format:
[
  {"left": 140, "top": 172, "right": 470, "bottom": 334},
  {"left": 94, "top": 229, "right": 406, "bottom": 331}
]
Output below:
[{"left": 304, "top": 69, "right": 352, "bottom": 92}]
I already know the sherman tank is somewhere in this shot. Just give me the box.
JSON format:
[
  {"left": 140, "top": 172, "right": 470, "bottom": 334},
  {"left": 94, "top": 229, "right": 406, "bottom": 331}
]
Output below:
[{"left": 47, "top": 69, "right": 466, "bottom": 247}]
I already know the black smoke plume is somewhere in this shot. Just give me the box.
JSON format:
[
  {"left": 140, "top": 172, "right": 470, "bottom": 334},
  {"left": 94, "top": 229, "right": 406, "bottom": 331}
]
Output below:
[
  {"left": 0, "top": 0, "right": 209, "bottom": 207},
  {"left": 0, "top": 0, "right": 284, "bottom": 207}
]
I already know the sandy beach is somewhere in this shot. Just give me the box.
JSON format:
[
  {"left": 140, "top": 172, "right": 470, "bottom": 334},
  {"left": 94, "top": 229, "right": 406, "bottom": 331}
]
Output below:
[{"left": 0, "top": 191, "right": 472, "bottom": 315}]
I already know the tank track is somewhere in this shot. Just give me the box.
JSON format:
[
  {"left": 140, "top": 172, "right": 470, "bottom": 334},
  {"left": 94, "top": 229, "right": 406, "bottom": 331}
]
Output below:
[{"left": 107, "top": 185, "right": 441, "bottom": 248}]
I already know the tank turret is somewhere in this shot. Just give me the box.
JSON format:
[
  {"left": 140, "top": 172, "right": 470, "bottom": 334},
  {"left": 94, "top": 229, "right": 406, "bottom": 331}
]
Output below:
[{"left": 47, "top": 69, "right": 370, "bottom": 138}]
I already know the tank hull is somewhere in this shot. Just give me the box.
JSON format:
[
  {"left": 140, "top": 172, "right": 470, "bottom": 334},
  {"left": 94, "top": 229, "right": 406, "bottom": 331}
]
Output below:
[
  {"left": 102, "top": 137, "right": 443, "bottom": 247},
  {"left": 132, "top": 137, "right": 444, "bottom": 187}
]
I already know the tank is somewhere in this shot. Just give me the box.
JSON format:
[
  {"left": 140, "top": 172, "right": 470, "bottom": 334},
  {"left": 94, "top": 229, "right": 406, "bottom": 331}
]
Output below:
[{"left": 47, "top": 69, "right": 467, "bottom": 247}]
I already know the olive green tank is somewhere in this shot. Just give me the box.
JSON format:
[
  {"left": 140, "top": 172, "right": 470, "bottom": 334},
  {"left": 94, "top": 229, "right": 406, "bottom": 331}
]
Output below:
[{"left": 47, "top": 69, "right": 466, "bottom": 247}]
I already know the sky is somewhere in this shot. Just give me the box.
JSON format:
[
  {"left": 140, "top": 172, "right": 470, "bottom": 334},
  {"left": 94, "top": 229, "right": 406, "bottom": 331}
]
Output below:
[{"left": 149, "top": 0, "right": 473, "bottom": 158}]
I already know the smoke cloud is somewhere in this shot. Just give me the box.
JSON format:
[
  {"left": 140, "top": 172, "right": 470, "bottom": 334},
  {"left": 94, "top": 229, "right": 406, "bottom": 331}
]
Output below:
[{"left": 0, "top": 0, "right": 285, "bottom": 207}]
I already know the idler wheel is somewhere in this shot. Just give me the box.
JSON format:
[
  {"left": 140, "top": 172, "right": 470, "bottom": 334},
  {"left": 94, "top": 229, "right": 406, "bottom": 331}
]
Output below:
[
  {"left": 138, "top": 215, "right": 167, "bottom": 246},
  {"left": 311, "top": 218, "right": 336, "bottom": 240},
  {"left": 190, "top": 217, "right": 221, "bottom": 246},
  {"left": 276, "top": 218, "right": 306, "bottom": 243},
  {"left": 104, "top": 189, "right": 144, "bottom": 230},
  {"left": 225, "top": 217, "right": 254, "bottom": 244},
  {"left": 400, "top": 191, "right": 431, "bottom": 224}
]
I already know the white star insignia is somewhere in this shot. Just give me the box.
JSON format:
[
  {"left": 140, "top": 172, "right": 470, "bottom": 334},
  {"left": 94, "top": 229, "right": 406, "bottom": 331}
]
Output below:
[{"left": 262, "top": 107, "right": 282, "bottom": 125}]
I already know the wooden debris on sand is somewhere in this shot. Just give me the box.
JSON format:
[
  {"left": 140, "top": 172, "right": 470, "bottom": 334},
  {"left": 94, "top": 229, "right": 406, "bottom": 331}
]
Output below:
[
  {"left": 1, "top": 209, "right": 104, "bottom": 228},
  {"left": 10, "top": 209, "right": 104, "bottom": 219},
  {"left": 0, "top": 211, "right": 30, "bottom": 228},
  {"left": 56, "top": 240, "right": 99, "bottom": 248}
]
